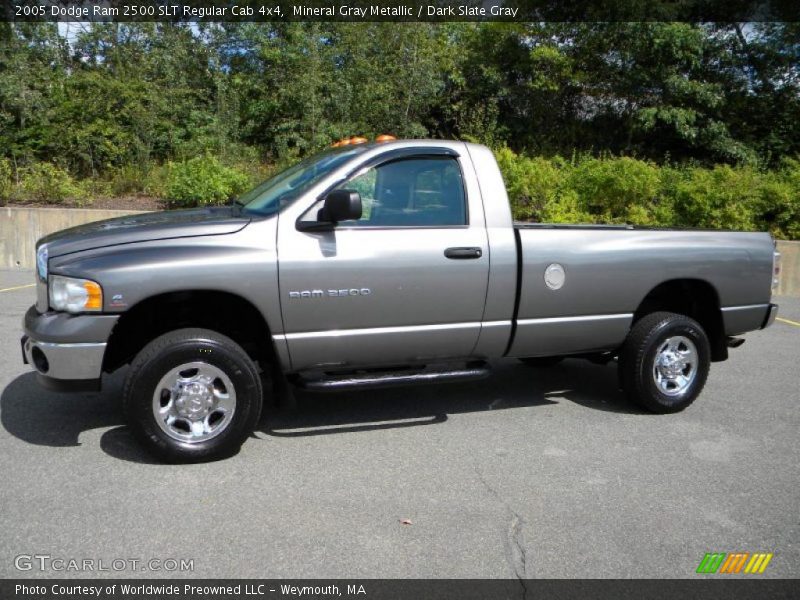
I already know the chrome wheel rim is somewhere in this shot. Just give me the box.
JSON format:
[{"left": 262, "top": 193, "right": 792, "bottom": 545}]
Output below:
[
  {"left": 652, "top": 336, "right": 698, "bottom": 397},
  {"left": 152, "top": 362, "right": 236, "bottom": 443}
]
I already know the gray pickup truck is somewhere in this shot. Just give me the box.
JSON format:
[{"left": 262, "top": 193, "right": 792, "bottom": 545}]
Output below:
[{"left": 22, "top": 139, "right": 780, "bottom": 462}]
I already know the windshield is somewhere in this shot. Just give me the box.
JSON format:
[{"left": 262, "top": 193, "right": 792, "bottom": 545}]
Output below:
[{"left": 239, "top": 146, "right": 369, "bottom": 216}]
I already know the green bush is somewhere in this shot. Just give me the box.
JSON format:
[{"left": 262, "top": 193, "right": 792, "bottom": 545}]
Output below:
[
  {"left": 164, "top": 155, "right": 250, "bottom": 207},
  {"left": 16, "top": 162, "right": 86, "bottom": 204},
  {"left": 495, "top": 147, "right": 569, "bottom": 221},
  {"left": 568, "top": 156, "right": 671, "bottom": 226},
  {"left": 766, "top": 159, "right": 800, "bottom": 240},
  {"left": 0, "top": 158, "right": 13, "bottom": 202},
  {"left": 106, "top": 164, "right": 150, "bottom": 196},
  {"left": 671, "top": 165, "right": 760, "bottom": 231},
  {"left": 495, "top": 149, "right": 669, "bottom": 225},
  {"left": 77, "top": 177, "right": 111, "bottom": 199},
  {"left": 495, "top": 148, "right": 800, "bottom": 239},
  {"left": 141, "top": 163, "right": 170, "bottom": 199}
]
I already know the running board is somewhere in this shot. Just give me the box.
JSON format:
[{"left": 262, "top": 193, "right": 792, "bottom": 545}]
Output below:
[{"left": 295, "top": 362, "right": 491, "bottom": 392}]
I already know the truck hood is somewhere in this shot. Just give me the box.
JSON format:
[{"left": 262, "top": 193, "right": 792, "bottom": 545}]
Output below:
[{"left": 39, "top": 206, "right": 251, "bottom": 258}]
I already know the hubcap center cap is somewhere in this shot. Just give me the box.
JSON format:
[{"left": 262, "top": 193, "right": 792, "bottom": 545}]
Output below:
[
  {"left": 175, "top": 382, "right": 214, "bottom": 418},
  {"left": 658, "top": 352, "right": 683, "bottom": 378}
]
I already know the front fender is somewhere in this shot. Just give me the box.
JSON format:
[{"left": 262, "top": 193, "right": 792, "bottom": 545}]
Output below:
[{"left": 48, "top": 220, "right": 281, "bottom": 325}]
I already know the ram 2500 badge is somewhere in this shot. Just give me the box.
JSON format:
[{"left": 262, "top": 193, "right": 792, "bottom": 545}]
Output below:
[{"left": 21, "top": 139, "right": 780, "bottom": 462}]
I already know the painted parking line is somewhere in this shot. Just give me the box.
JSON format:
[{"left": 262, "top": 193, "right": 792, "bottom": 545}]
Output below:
[
  {"left": 776, "top": 317, "right": 800, "bottom": 328},
  {"left": 0, "top": 283, "right": 35, "bottom": 293}
]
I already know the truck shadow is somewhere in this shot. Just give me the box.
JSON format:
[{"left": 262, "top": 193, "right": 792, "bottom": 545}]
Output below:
[
  {"left": 0, "top": 359, "right": 645, "bottom": 464},
  {"left": 0, "top": 371, "right": 125, "bottom": 447},
  {"left": 260, "top": 358, "right": 646, "bottom": 438}
]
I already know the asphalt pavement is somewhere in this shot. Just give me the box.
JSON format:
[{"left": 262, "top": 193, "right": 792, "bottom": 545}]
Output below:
[{"left": 1, "top": 269, "right": 798, "bottom": 579}]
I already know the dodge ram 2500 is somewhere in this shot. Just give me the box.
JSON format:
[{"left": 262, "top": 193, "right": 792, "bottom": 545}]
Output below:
[{"left": 21, "top": 139, "right": 780, "bottom": 462}]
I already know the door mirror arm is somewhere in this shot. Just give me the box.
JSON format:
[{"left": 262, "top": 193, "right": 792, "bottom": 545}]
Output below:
[
  {"left": 296, "top": 220, "right": 335, "bottom": 232},
  {"left": 297, "top": 189, "right": 361, "bottom": 232}
]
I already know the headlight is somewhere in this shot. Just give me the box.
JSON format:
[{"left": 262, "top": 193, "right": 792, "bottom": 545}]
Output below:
[
  {"left": 36, "top": 245, "right": 48, "bottom": 280},
  {"left": 49, "top": 275, "right": 103, "bottom": 313}
]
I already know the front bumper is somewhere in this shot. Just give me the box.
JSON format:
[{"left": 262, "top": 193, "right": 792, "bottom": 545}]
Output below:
[{"left": 22, "top": 306, "right": 118, "bottom": 392}]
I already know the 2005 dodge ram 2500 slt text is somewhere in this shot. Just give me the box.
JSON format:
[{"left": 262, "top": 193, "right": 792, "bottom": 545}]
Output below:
[{"left": 21, "top": 140, "right": 780, "bottom": 462}]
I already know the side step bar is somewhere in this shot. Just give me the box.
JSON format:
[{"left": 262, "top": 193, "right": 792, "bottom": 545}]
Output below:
[{"left": 295, "top": 362, "right": 491, "bottom": 392}]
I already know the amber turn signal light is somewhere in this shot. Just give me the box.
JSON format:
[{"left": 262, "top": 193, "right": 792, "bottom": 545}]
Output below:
[{"left": 83, "top": 281, "right": 103, "bottom": 310}]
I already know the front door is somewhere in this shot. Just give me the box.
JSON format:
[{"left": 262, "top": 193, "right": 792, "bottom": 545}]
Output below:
[{"left": 277, "top": 152, "right": 489, "bottom": 371}]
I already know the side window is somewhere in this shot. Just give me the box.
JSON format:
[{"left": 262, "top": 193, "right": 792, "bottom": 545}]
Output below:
[
  {"left": 337, "top": 157, "right": 466, "bottom": 227},
  {"left": 339, "top": 167, "right": 378, "bottom": 222}
]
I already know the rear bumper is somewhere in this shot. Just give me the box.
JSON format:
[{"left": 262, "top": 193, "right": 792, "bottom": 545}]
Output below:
[
  {"left": 761, "top": 303, "right": 779, "bottom": 329},
  {"left": 721, "top": 303, "right": 777, "bottom": 336},
  {"left": 21, "top": 305, "right": 117, "bottom": 392}
]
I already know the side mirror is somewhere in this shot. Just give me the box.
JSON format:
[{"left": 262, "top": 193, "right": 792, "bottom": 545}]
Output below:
[
  {"left": 319, "top": 189, "right": 362, "bottom": 223},
  {"left": 296, "top": 189, "right": 362, "bottom": 232}
]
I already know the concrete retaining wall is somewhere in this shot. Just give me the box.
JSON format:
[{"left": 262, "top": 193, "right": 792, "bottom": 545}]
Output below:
[
  {"left": 776, "top": 240, "right": 799, "bottom": 297},
  {"left": 1, "top": 207, "right": 147, "bottom": 269},
  {"left": 1, "top": 206, "right": 798, "bottom": 296}
]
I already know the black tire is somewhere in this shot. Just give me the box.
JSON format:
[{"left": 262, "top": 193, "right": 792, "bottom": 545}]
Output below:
[
  {"left": 519, "top": 356, "right": 565, "bottom": 367},
  {"left": 123, "top": 328, "right": 263, "bottom": 463},
  {"left": 619, "top": 311, "right": 710, "bottom": 413}
]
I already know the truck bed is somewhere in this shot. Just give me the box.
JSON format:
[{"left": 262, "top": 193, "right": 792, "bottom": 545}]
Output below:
[{"left": 506, "top": 226, "right": 774, "bottom": 358}]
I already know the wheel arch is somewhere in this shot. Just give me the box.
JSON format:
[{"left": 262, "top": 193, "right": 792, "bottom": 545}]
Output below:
[
  {"left": 103, "top": 289, "right": 285, "bottom": 373},
  {"left": 633, "top": 278, "right": 727, "bottom": 362}
]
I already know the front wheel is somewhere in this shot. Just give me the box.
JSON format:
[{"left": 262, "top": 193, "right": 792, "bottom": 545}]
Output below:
[
  {"left": 619, "top": 312, "right": 710, "bottom": 413},
  {"left": 123, "top": 328, "right": 263, "bottom": 463}
]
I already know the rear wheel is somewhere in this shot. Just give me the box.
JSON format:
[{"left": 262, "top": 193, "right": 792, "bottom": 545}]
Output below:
[
  {"left": 619, "top": 311, "right": 710, "bottom": 413},
  {"left": 123, "top": 328, "right": 263, "bottom": 463}
]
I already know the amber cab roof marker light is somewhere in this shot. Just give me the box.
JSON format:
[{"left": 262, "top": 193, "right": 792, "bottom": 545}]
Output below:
[{"left": 332, "top": 134, "right": 395, "bottom": 147}]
